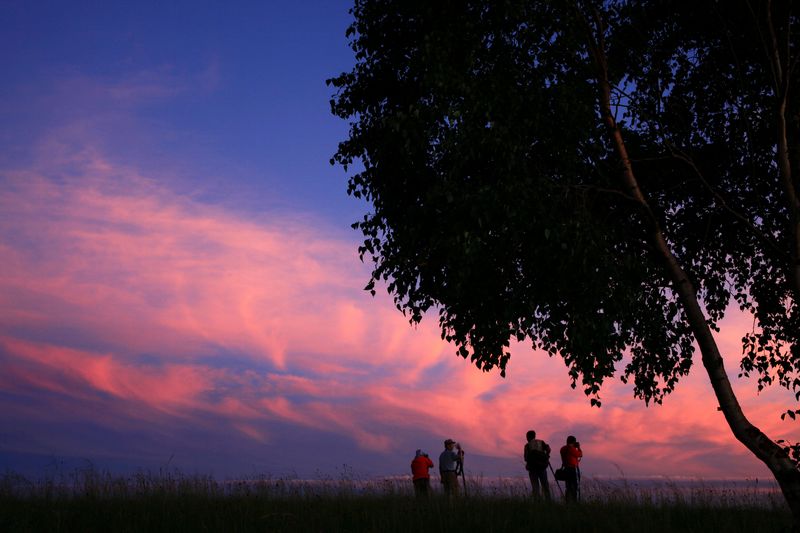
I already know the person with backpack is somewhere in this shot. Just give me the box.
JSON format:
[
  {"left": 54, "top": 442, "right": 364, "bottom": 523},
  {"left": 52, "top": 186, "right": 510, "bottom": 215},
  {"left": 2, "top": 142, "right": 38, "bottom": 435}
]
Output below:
[
  {"left": 559, "top": 435, "right": 583, "bottom": 503},
  {"left": 410, "top": 449, "right": 434, "bottom": 497},
  {"left": 523, "top": 430, "right": 551, "bottom": 500}
]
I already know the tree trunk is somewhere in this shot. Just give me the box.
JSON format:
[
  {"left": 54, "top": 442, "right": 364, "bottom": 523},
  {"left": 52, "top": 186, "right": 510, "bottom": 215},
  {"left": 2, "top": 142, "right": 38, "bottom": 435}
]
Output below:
[
  {"left": 765, "top": 0, "right": 800, "bottom": 298},
  {"left": 582, "top": 7, "right": 800, "bottom": 524}
]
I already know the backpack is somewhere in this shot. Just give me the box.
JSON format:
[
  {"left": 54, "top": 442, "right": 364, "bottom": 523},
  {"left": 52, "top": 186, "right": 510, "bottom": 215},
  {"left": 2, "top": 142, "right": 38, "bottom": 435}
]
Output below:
[{"left": 524, "top": 440, "right": 550, "bottom": 470}]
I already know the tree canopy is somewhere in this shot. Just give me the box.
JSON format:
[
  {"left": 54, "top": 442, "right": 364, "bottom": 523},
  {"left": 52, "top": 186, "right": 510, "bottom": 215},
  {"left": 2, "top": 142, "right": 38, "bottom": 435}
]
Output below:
[{"left": 329, "top": 0, "right": 800, "bottom": 518}]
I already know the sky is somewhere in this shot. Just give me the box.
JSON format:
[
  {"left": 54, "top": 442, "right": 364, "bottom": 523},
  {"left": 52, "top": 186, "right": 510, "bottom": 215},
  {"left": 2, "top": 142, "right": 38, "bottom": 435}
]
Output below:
[{"left": 0, "top": 1, "right": 796, "bottom": 483}]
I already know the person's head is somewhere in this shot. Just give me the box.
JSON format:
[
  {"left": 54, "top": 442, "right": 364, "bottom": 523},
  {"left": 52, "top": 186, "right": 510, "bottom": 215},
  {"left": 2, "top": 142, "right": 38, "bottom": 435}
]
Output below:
[
  {"left": 415, "top": 449, "right": 424, "bottom": 457},
  {"left": 566, "top": 435, "right": 577, "bottom": 445},
  {"left": 444, "top": 438, "right": 456, "bottom": 449},
  {"left": 526, "top": 430, "right": 536, "bottom": 441}
]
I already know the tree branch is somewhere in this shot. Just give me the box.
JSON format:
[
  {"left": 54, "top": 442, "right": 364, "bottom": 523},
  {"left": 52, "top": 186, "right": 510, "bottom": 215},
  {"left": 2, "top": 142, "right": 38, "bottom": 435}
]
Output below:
[
  {"left": 570, "top": 183, "right": 637, "bottom": 203},
  {"left": 746, "top": 0, "right": 781, "bottom": 90},
  {"left": 765, "top": 0, "right": 800, "bottom": 297},
  {"left": 668, "top": 148, "right": 790, "bottom": 261}
]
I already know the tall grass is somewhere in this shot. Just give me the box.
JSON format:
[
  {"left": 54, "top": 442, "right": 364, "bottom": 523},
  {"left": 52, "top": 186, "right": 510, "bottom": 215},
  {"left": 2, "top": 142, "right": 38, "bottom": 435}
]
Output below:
[{"left": 0, "top": 467, "right": 791, "bottom": 532}]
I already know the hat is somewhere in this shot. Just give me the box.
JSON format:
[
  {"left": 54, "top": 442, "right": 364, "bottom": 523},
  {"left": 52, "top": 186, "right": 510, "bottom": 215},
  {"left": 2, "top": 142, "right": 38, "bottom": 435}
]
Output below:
[
  {"left": 444, "top": 438, "right": 456, "bottom": 445},
  {"left": 415, "top": 449, "right": 424, "bottom": 457}
]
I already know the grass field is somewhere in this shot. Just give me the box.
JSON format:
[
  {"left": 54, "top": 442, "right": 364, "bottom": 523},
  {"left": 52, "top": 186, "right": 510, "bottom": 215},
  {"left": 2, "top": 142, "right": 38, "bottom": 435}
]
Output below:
[{"left": 0, "top": 468, "right": 791, "bottom": 532}]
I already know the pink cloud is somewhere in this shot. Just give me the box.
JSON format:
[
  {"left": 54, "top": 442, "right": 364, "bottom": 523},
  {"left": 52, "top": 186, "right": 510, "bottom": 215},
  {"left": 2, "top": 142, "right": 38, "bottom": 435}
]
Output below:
[
  {"left": 0, "top": 134, "right": 795, "bottom": 479},
  {"left": 0, "top": 336, "right": 216, "bottom": 413}
]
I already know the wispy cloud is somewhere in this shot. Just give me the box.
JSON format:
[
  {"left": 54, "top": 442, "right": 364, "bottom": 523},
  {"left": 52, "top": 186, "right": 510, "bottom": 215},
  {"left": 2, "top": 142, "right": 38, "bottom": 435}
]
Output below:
[{"left": 0, "top": 71, "right": 794, "bottom": 480}]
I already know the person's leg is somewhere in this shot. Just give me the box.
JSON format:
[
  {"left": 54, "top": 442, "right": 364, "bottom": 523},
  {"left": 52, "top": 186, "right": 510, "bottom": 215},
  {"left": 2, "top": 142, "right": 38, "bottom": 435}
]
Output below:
[
  {"left": 536, "top": 468, "right": 551, "bottom": 501},
  {"left": 564, "top": 468, "right": 578, "bottom": 503},
  {"left": 443, "top": 472, "right": 455, "bottom": 496},
  {"left": 528, "top": 470, "right": 540, "bottom": 497}
]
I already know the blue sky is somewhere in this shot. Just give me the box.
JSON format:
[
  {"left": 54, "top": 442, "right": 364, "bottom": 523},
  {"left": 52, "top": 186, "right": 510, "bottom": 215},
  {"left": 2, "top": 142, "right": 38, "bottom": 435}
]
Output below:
[
  {"left": 0, "top": 1, "right": 794, "bottom": 483},
  {"left": 1, "top": 0, "right": 357, "bottom": 224}
]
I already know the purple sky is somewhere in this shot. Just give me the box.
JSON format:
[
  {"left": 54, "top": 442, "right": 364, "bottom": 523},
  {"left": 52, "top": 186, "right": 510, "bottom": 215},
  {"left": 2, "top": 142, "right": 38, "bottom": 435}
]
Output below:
[{"left": 0, "top": 0, "right": 796, "bottom": 482}]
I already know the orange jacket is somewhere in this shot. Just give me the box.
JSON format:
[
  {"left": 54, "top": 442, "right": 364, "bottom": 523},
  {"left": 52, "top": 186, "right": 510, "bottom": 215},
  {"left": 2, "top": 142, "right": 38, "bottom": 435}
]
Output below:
[{"left": 411, "top": 455, "right": 434, "bottom": 479}]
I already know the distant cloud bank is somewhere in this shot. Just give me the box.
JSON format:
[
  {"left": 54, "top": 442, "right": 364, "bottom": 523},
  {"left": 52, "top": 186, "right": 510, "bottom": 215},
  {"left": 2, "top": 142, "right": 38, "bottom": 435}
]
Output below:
[{"left": 0, "top": 73, "right": 793, "bottom": 480}]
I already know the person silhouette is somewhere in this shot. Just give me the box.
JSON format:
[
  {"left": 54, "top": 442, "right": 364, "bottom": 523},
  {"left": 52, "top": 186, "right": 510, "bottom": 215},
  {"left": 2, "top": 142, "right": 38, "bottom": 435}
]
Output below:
[
  {"left": 524, "top": 430, "right": 551, "bottom": 500},
  {"left": 410, "top": 449, "right": 434, "bottom": 497},
  {"left": 559, "top": 435, "right": 583, "bottom": 503}
]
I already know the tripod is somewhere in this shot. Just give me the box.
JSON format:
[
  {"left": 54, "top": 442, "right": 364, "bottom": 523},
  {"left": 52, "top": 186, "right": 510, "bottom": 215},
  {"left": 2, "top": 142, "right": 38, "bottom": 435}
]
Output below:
[
  {"left": 455, "top": 449, "right": 467, "bottom": 496},
  {"left": 547, "top": 462, "right": 565, "bottom": 498}
]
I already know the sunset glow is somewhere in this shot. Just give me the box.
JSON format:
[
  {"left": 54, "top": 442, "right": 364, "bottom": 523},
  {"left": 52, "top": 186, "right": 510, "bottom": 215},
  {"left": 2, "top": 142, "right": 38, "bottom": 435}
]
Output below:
[{"left": 0, "top": 0, "right": 795, "bottom": 482}]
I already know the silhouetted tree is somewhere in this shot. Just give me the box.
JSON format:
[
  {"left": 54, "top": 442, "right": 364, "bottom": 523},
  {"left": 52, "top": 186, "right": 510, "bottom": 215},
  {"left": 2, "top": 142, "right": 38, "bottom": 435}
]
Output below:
[{"left": 329, "top": 0, "right": 800, "bottom": 519}]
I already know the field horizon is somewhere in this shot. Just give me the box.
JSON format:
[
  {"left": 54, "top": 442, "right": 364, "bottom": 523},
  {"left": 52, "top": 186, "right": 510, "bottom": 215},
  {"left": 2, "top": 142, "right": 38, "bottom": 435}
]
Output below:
[{"left": 2, "top": 466, "right": 791, "bottom": 532}]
